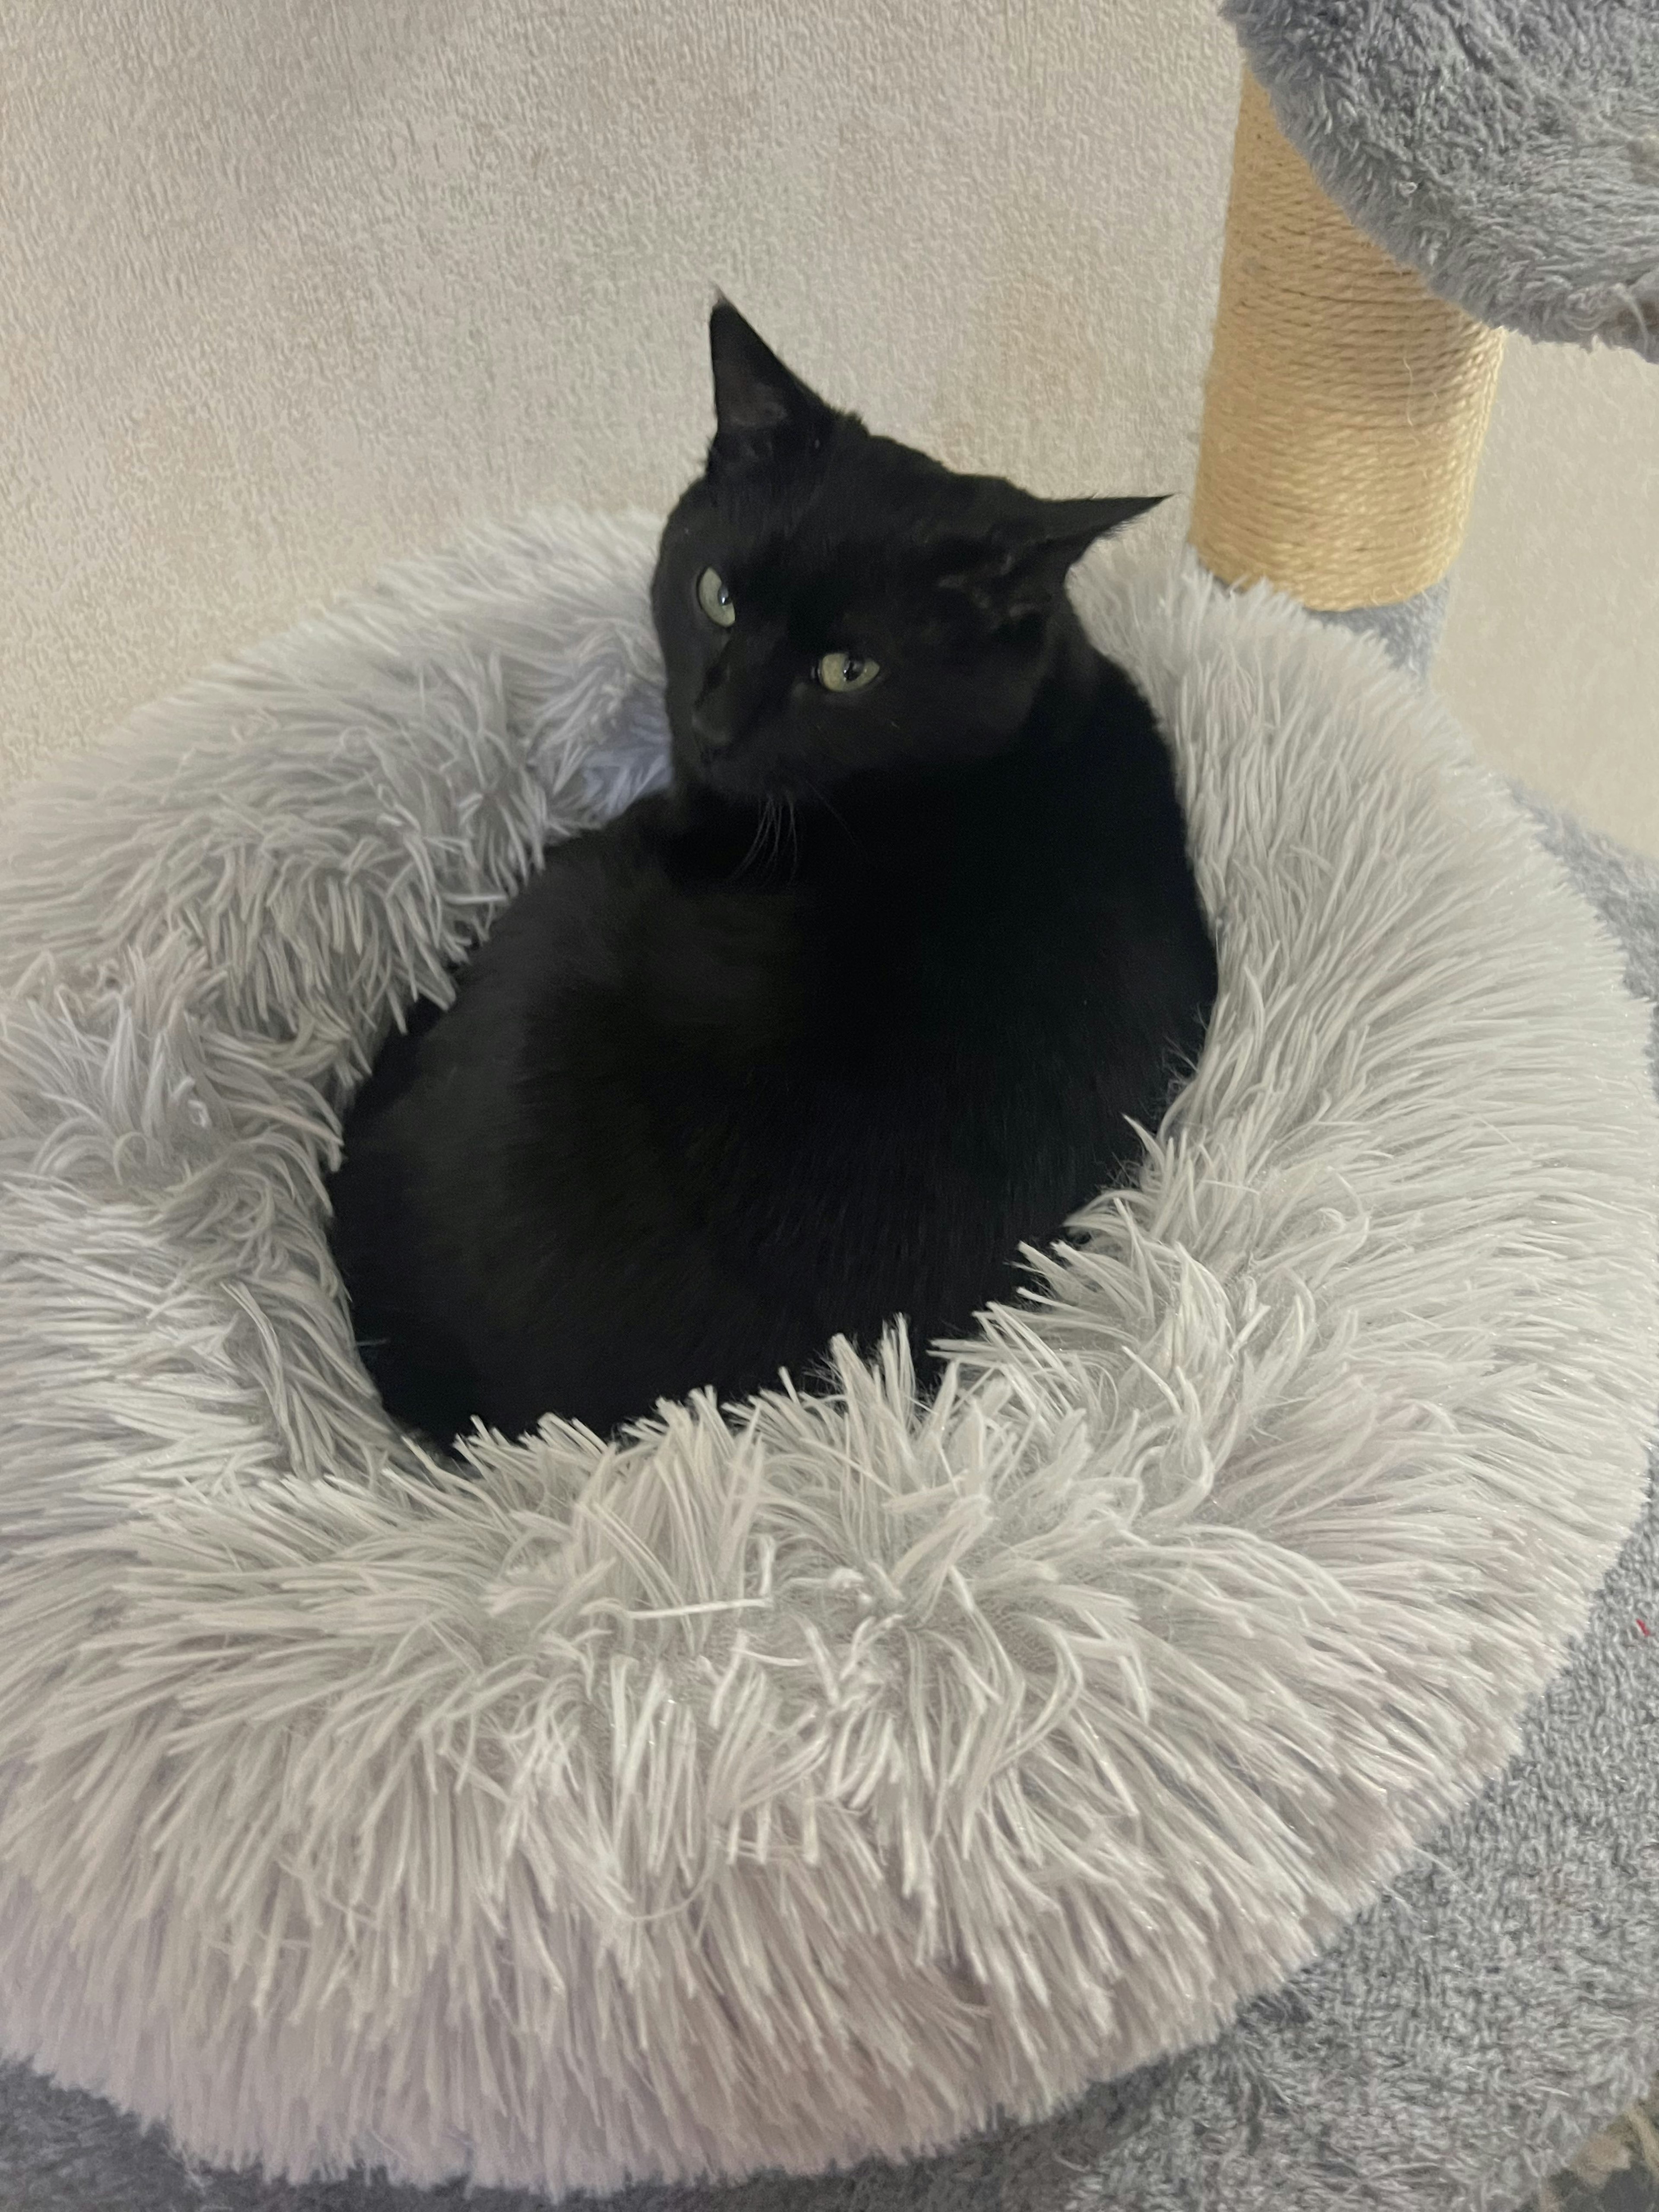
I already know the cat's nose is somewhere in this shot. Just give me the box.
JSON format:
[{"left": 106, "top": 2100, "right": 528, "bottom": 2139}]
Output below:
[{"left": 690, "top": 695, "right": 737, "bottom": 751}]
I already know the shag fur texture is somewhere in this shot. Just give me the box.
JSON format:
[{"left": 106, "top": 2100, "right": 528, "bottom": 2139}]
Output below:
[
  {"left": 0, "top": 510, "right": 1654, "bottom": 2199},
  {"left": 1224, "top": 0, "right": 1659, "bottom": 359}
]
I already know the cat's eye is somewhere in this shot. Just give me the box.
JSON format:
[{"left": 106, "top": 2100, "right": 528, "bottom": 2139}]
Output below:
[
  {"left": 697, "top": 567, "right": 736, "bottom": 627},
  {"left": 817, "top": 651, "right": 881, "bottom": 693}
]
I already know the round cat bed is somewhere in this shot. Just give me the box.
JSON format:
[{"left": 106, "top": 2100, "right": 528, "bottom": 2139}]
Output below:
[{"left": 0, "top": 508, "right": 1653, "bottom": 2198}]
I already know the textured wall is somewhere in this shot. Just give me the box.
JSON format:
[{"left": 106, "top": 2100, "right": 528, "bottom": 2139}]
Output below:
[
  {"left": 1438, "top": 338, "right": 1659, "bottom": 854},
  {"left": 3, "top": 1, "right": 1655, "bottom": 848}
]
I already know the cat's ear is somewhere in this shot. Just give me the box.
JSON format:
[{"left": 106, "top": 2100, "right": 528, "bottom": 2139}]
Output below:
[
  {"left": 1018, "top": 495, "right": 1166, "bottom": 567},
  {"left": 708, "top": 298, "right": 833, "bottom": 462},
  {"left": 942, "top": 494, "right": 1166, "bottom": 620}
]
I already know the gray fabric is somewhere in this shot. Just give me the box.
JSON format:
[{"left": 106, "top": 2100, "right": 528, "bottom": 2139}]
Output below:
[
  {"left": 1309, "top": 576, "right": 1451, "bottom": 678},
  {"left": 1222, "top": 0, "right": 1659, "bottom": 360},
  {"left": 3, "top": 792, "right": 1658, "bottom": 2212}
]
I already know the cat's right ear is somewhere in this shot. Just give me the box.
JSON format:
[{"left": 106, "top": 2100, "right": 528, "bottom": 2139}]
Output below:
[{"left": 708, "top": 299, "right": 833, "bottom": 464}]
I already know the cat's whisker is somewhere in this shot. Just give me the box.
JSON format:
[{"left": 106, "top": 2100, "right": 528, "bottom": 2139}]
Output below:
[
  {"left": 761, "top": 793, "right": 783, "bottom": 875},
  {"left": 805, "top": 780, "right": 865, "bottom": 858},
  {"left": 733, "top": 796, "right": 777, "bottom": 881}
]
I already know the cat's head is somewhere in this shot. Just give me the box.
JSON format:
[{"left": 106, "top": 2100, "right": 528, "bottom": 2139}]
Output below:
[{"left": 650, "top": 300, "right": 1163, "bottom": 803}]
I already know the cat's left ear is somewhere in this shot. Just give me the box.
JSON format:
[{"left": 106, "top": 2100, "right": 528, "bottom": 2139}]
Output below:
[
  {"left": 1003, "top": 494, "right": 1166, "bottom": 611},
  {"left": 708, "top": 298, "right": 834, "bottom": 464},
  {"left": 947, "top": 494, "right": 1166, "bottom": 620},
  {"left": 1020, "top": 494, "right": 1166, "bottom": 565}
]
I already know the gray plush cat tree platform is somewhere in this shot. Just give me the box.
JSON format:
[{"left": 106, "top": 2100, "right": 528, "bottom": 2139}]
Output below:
[
  {"left": 1225, "top": 0, "right": 1659, "bottom": 360},
  {"left": 3, "top": 5, "right": 1659, "bottom": 2212}
]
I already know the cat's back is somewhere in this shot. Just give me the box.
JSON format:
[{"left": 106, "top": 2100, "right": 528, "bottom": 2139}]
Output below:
[{"left": 843, "top": 654, "right": 1210, "bottom": 1056}]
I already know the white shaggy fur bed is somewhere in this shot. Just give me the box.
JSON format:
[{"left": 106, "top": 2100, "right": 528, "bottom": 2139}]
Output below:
[{"left": 0, "top": 510, "right": 1654, "bottom": 2200}]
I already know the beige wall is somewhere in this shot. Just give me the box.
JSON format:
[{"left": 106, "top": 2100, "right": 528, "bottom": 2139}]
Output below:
[
  {"left": 4, "top": 2, "right": 1655, "bottom": 847},
  {"left": 1438, "top": 339, "right": 1659, "bottom": 850}
]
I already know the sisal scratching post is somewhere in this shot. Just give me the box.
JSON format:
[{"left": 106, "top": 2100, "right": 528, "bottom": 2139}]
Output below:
[{"left": 1191, "top": 70, "right": 1505, "bottom": 613}]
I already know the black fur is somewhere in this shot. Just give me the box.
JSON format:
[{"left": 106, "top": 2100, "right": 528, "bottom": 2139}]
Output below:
[{"left": 326, "top": 303, "right": 1217, "bottom": 1444}]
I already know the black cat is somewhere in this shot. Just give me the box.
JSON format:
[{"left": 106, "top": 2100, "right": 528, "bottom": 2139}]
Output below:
[{"left": 326, "top": 302, "right": 1217, "bottom": 1445}]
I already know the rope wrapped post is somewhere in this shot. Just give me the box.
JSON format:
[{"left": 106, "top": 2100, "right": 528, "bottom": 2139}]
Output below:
[{"left": 1191, "top": 69, "right": 1506, "bottom": 614}]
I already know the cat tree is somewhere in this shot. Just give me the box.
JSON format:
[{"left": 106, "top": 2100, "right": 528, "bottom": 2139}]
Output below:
[{"left": 0, "top": 5, "right": 1655, "bottom": 2211}]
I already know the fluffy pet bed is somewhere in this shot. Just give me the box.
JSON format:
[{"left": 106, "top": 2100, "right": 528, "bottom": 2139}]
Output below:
[
  {"left": 0, "top": 509, "right": 1654, "bottom": 2201},
  {"left": 1224, "top": 0, "right": 1659, "bottom": 359}
]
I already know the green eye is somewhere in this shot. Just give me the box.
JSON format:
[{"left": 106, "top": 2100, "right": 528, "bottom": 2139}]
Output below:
[
  {"left": 697, "top": 566, "right": 736, "bottom": 627},
  {"left": 817, "top": 651, "right": 880, "bottom": 693}
]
